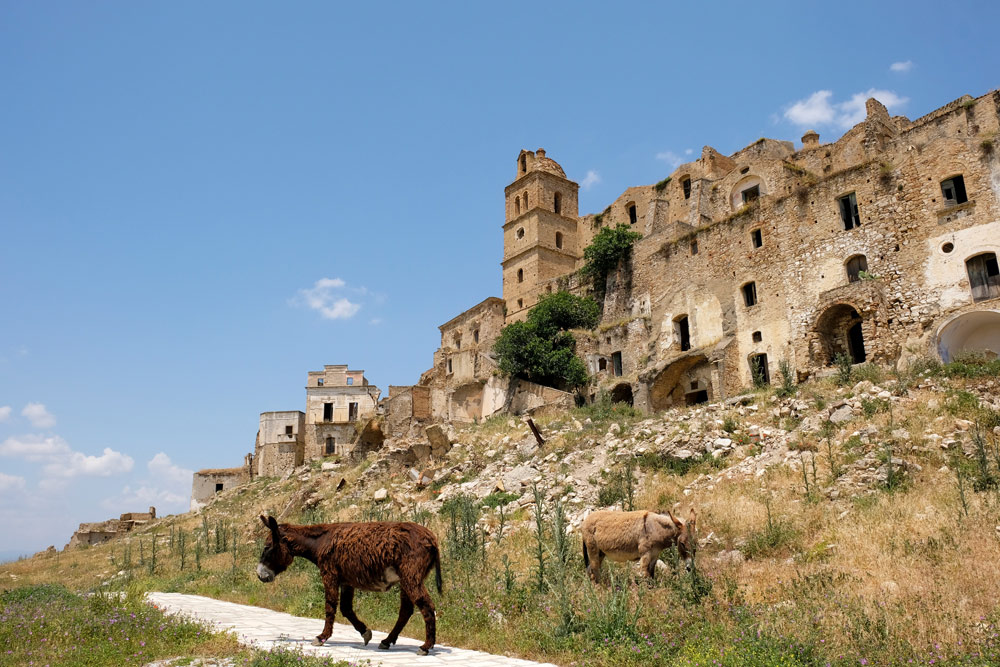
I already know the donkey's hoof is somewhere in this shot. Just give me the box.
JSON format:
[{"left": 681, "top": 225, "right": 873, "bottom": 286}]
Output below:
[
  {"left": 379, "top": 639, "right": 391, "bottom": 650},
  {"left": 417, "top": 647, "right": 430, "bottom": 656},
  {"left": 362, "top": 629, "right": 372, "bottom": 645},
  {"left": 311, "top": 637, "right": 326, "bottom": 646}
]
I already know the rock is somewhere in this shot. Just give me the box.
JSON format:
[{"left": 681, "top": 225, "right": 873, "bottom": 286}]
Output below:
[
  {"left": 500, "top": 464, "right": 538, "bottom": 491},
  {"left": 713, "top": 437, "right": 733, "bottom": 449},
  {"left": 608, "top": 423, "right": 622, "bottom": 436},
  {"left": 517, "top": 435, "right": 539, "bottom": 458},
  {"left": 877, "top": 390, "right": 892, "bottom": 400},
  {"left": 321, "top": 462, "right": 338, "bottom": 471},
  {"left": 829, "top": 405, "right": 854, "bottom": 424},
  {"left": 714, "top": 550, "right": 745, "bottom": 566},
  {"left": 373, "top": 488, "right": 389, "bottom": 502},
  {"left": 409, "top": 442, "right": 432, "bottom": 462},
  {"left": 425, "top": 424, "right": 454, "bottom": 455}
]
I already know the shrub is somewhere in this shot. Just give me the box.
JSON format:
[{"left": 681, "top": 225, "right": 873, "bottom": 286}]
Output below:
[
  {"left": 775, "top": 360, "right": 797, "bottom": 398},
  {"left": 834, "top": 353, "right": 854, "bottom": 385},
  {"left": 493, "top": 291, "right": 599, "bottom": 390},
  {"left": 579, "top": 224, "right": 642, "bottom": 292}
]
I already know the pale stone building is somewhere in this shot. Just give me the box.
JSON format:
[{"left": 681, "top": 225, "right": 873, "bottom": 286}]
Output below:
[
  {"left": 423, "top": 89, "right": 1000, "bottom": 414},
  {"left": 252, "top": 411, "right": 305, "bottom": 477},
  {"left": 304, "top": 365, "right": 380, "bottom": 458}
]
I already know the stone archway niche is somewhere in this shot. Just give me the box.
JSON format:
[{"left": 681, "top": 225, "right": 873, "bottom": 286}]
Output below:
[
  {"left": 813, "top": 304, "right": 867, "bottom": 365},
  {"left": 937, "top": 310, "right": 1000, "bottom": 362}
]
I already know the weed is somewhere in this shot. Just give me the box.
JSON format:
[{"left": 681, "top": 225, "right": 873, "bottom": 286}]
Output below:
[
  {"left": 835, "top": 353, "right": 854, "bottom": 385},
  {"left": 775, "top": 359, "right": 797, "bottom": 398}
]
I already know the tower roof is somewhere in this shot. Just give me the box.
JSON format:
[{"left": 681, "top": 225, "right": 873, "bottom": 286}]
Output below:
[{"left": 531, "top": 148, "right": 566, "bottom": 178}]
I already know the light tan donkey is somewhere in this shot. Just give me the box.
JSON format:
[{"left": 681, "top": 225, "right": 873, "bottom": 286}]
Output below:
[{"left": 581, "top": 508, "right": 697, "bottom": 584}]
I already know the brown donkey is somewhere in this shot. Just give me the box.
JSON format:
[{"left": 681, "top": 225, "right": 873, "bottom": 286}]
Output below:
[
  {"left": 256, "top": 516, "right": 442, "bottom": 655},
  {"left": 581, "top": 508, "right": 697, "bottom": 583}
]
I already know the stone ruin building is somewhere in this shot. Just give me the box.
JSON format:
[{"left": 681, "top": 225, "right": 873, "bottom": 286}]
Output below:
[
  {"left": 66, "top": 507, "right": 156, "bottom": 549},
  {"left": 189, "top": 89, "right": 1000, "bottom": 507},
  {"left": 190, "top": 365, "right": 381, "bottom": 507},
  {"left": 413, "top": 89, "right": 1000, "bottom": 417}
]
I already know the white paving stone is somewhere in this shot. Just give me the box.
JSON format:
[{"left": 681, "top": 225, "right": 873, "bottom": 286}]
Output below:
[{"left": 147, "top": 592, "right": 559, "bottom": 667}]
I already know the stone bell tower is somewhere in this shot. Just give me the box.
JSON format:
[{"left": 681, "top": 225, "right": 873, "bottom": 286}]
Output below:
[{"left": 501, "top": 148, "right": 581, "bottom": 322}]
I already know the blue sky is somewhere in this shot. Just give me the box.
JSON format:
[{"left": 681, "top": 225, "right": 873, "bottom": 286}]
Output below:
[{"left": 1, "top": 1, "right": 997, "bottom": 556}]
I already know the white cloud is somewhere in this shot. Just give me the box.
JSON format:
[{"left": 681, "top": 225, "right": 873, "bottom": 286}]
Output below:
[
  {"left": 655, "top": 150, "right": 689, "bottom": 170},
  {"left": 104, "top": 485, "right": 188, "bottom": 510},
  {"left": 0, "top": 472, "right": 26, "bottom": 493},
  {"left": 296, "top": 278, "right": 362, "bottom": 320},
  {"left": 890, "top": 60, "right": 913, "bottom": 73},
  {"left": 0, "top": 406, "right": 10, "bottom": 422},
  {"left": 147, "top": 452, "right": 192, "bottom": 485},
  {"left": 22, "top": 403, "right": 55, "bottom": 428},
  {"left": 784, "top": 89, "right": 908, "bottom": 129},
  {"left": 0, "top": 434, "right": 72, "bottom": 461},
  {"left": 580, "top": 170, "right": 601, "bottom": 190},
  {"left": 42, "top": 447, "right": 134, "bottom": 479}
]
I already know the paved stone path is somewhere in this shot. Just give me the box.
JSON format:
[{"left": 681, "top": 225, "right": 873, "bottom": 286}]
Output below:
[{"left": 147, "top": 592, "right": 559, "bottom": 667}]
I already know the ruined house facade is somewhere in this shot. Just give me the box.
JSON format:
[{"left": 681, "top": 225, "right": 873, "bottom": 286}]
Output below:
[
  {"left": 423, "top": 90, "right": 1000, "bottom": 415},
  {"left": 66, "top": 507, "right": 156, "bottom": 549}
]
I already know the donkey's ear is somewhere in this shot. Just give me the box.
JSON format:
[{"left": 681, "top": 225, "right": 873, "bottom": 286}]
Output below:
[
  {"left": 259, "top": 515, "right": 269, "bottom": 528},
  {"left": 668, "top": 510, "right": 684, "bottom": 528},
  {"left": 266, "top": 516, "right": 280, "bottom": 537},
  {"left": 687, "top": 508, "right": 697, "bottom": 528}
]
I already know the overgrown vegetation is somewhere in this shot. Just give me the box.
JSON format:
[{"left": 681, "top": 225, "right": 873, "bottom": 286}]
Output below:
[
  {"left": 492, "top": 290, "right": 600, "bottom": 390},
  {"left": 579, "top": 223, "right": 642, "bottom": 292}
]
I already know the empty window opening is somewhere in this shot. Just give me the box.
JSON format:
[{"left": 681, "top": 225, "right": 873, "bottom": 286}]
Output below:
[
  {"left": 611, "top": 351, "right": 623, "bottom": 377},
  {"left": 447, "top": 359, "right": 453, "bottom": 374},
  {"left": 323, "top": 402, "right": 333, "bottom": 422},
  {"left": 752, "top": 331, "right": 762, "bottom": 343},
  {"left": 749, "top": 353, "right": 770, "bottom": 385},
  {"left": 741, "top": 185, "right": 760, "bottom": 204},
  {"left": 942, "top": 242, "right": 954, "bottom": 253},
  {"left": 523, "top": 191, "right": 528, "bottom": 208},
  {"left": 473, "top": 329, "right": 480, "bottom": 344},
  {"left": 546, "top": 285, "right": 552, "bottom": 293},
  {"left": 325, "top": 437, "right": 336, "bottom": 456},
  {"left": 941, "top": 175, "right": 968, "bottom": 206},
  {"left": 682, "top": 177, "right": 692, "bottom": 199},
  {"left": 215, "top": 483, "right": 224, "bottom": 493},
  {"left": 685, "top": 389, "right": 709, "bottom": 406},
  {"left": 846, "top": 254, "right": 868, "bottom": 283},
  {"left": 555, "top": 231, "right": 563, "bottom": 249},
  {"left": 284, "top": 425, "right": 293, "bottom": 436},
  {"left": 454, "top": 336, "right": 462, "bottom": 350},
  {"left": 627, "top": 203, "right": 638, "bottom": 224},
  {"left": 517, "top": 268, "right": 524, "bottom": 283},
  {"left": 516, "top": 227, "right": 524, "bottom": 239},
  {"left": 515, "top": 196, "right": 521, "bottom": 216},
  {"left": 348, "top": 402, "right": 358, "bottom": 422},
  {"left": 598, "top": 357, "right": 608, "bottom": 372},
  {"left": 517, "top": 298, "right": 523, "bottom": 309},
  {"left": 317, "top": 378, "right": 324, "bottom": 386},
  {"left": 690, "top": 381, "right": 699, "bottom": 390},
  {"left": 691, "top": 240, "right": 699, "bottom": 255},
  {"left": 967, "top": 252, "right": 1000, "bottom": 302},
  {"left": 751, "top": 229, "right": 763, "bottom": 248},
  {"left": 674, "top": 315, "right": 691, "bottom": 351},
  {"left": 740, "top": 166, "right": 750, "bottom": 175},
  {"left": 554, "top": 192, "right": 562, "bottom": 214},
  {"left": 742, "top": 281, "right": 758, "bottom": 307},
  {"left": 838, "top": 192, "right": 861, "bottom": 229},
  {"left": 519, "top": 154, "right": 526, "bottom": 175},
  {"left": 346, "top": 377, "right": 353, "bottom": 385}
]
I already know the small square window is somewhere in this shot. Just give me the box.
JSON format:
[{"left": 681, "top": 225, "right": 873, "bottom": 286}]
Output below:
[
  {"left": 317, "top": 378, "right": 324, "bottom": 386},
  {"left": 941, "top": 176, "right": 968, "bottom": 206},
  {"left": 742, "top": 282, "right": 758, "bottom": 307},
  {"left": 751, "top": 229, "right": 762, "bottom": 248},
  {"left": 741, "top": 185, "right": 760, "bottom": 204},
  {"left": 752, "top": 331, "right": 762, "bottom": 343},
  {"left": 285, "top": 425, "right": 293, "bottom": 435}
]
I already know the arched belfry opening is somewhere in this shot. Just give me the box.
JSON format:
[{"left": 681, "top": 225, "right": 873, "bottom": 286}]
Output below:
[{"left": 813, "top": 304, "right": 867, "bottom": 365}]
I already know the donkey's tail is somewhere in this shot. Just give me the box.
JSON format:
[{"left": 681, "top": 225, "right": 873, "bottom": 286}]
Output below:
[
  {"left": 432, "top": 543, "right": 443, "bottom": 594},
  {"left": 582, "top": 540, "right": 590, "bottom": 569}
]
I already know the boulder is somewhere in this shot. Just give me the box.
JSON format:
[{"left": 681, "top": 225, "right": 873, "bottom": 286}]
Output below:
[{"left": 425, "top": 424, "right": 454, "bottom": 456}]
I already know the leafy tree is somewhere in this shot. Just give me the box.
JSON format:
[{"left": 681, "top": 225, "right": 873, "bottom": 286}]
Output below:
[
  {"left": 493, "top": 291, "right": 598, "bottom": 390},
  {"left": 579, "top": 224, "right": 642, "bottom": 291}
]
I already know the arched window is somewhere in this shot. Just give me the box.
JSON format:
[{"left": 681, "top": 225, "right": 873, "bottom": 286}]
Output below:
[
  {"left": 473, "top": 329, "right": 480, "bottom": 344},
  {"left": 627, "top": 203, "right": 637, "bottom": 224},
  {"left": 523, "top": 191, "right": 528, "bottom": 208},
  {"left": 554, "top": 192, "right": 562, "bottom": 214},
  {"left": 519, "top": 154, "right": 526, "bottom": 175},
  {"left": 555, "top": 232, "right": 563, "bottom": 249},
  {"left": 517, "top": 268, "right": 524, "bottom": 283},
  {"left": 845, "top": 254, "right": 868, "bottom": 283},
  {"left": 515, "top": 196, "right": 521, "bottom": 216}
]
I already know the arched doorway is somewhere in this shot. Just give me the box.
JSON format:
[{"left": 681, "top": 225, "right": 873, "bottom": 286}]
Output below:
[
  {"left": 937, "top": 310, "right": 1000, "bottom": 362},
  {"left": 610, "top": 383, "right": 633, "bottom": 406},
  {"left": 814, "top": 304, "right": 866, "bottom": 365}
]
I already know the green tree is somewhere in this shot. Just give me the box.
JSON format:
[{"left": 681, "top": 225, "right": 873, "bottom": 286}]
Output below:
[
  {"left": 493, "top": 291, "right": 597, "bottom": 390},
  {"left": 580, "top": 224, "right": 642, "bottom": 291}
]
